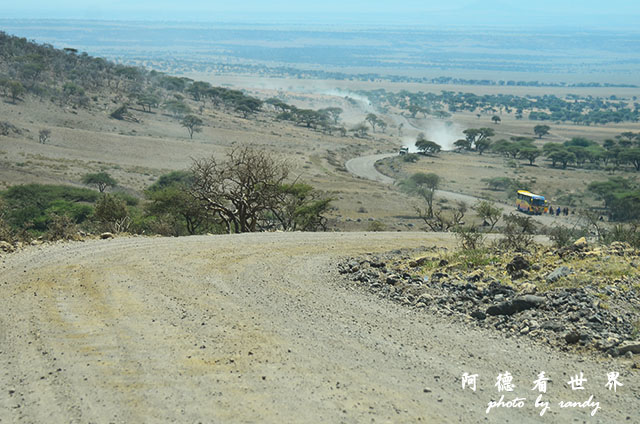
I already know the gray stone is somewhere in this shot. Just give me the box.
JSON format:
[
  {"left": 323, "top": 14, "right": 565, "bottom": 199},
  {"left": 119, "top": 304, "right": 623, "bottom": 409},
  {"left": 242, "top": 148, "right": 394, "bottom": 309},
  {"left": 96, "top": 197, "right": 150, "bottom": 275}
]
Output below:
[
  {"left": 470, "top": 310, "right": 486, "bottom": 321},
  {"left": 540, "top": 320, "right": 564, "bottom": 332},
  {"left": 0, "top": 241, "right": 14, "bottom": 253},
  {"left": 386, "top": 275, "right": 399, "bottom": 285},
  {"left": 618, "top": 341, "right": 640, "bottom": 355},
  {"left": 512, "top": 295, "right": 545, "bottom": 309},
  {"left": 546, "top": 266, "right": 572, "bottom": 282},
  {"left": 486, "top": 295, "right": 545, "bottom": 316},
  {"left": 506, "top": 255, "right": 530, "bottom": 274},
  {"left": 565, "top": 331, "right": 580, "bottom": 344}
]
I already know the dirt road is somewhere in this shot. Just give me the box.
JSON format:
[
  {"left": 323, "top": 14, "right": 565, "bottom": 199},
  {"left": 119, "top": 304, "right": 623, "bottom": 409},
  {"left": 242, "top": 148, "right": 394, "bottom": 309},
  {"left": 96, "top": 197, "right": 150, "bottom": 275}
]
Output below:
[
  {"left": 346, "top": 153, "right": 576, "bottom": 227},
  {"left": 0, "top": 233, "right": 636, "bottom": 423},
  {"left": 345, "top": 153, "right": 396, "bottom": 184}
]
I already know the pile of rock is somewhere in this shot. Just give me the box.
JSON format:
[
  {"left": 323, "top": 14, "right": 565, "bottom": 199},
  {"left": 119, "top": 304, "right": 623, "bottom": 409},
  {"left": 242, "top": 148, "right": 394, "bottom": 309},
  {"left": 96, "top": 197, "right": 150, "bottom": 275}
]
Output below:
[
  {"left": 0, "top": 240, "right": 15, "bottom": 253},
  {"left": 338, "top": 244, "right": 640, "bottom": 358}
]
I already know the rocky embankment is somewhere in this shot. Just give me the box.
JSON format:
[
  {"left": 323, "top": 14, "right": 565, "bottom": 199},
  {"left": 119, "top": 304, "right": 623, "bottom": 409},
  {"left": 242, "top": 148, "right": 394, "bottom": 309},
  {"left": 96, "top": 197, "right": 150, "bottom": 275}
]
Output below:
[{"left": 339, "top": 239, "right": 640, "bottom": 359}]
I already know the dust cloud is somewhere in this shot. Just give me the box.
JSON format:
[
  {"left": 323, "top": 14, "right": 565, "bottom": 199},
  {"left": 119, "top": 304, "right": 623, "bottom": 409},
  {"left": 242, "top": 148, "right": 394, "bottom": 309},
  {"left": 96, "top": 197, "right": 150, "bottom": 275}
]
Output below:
[{"left": 401, "top": 119, "right": 464, "bottom": 151}]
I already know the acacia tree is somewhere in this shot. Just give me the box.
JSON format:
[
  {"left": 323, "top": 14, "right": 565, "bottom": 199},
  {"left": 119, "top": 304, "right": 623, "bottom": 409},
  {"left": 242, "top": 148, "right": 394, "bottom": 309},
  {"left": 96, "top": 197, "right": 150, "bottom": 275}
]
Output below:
[
  {"left": 409, "top": 172, "right": 440, "bottom": 218},
  {"left": 620, "top": 148, "right": 640, "bottom": 171},
  {"left": 454, "top": 138, "right": 471, "bottom": 151},
  {"left": 518, "top": 146, "right": 541, "bottom": 165},
  {"left": 547, "top": 149, "right": 575, "bottom": 169},
  {"left": 534, "top": 125, "right": 551, "bottom": 139},
  {"left": 234, "top": 97, "right": 262, "bottom": 118},
  {"left": 474, "top": 200, "right": 501, "bottom": 231},
  {"left": 463, "top": 128, "right": 495, "bottom": 154},
  {"left": 352, "top": 122, "right": 369, "bottom": 137},
  {"left": 137, "top": 93, "right": 160, "bottom": 112},
  {"left": 190, "top": 146, "right": 290, "bottom": 233},
  {"left": 320, "top": 107, "right": 343, "bottom": 124},
  {"left": 8, "top": 80, "right": 25, "bottom": 103},
  {"left": 416, "top": 138, "right": 441, "bottom": 155},
  {"left": 181, "top": 115, "right": 204, "bottom": 139},
  {"left": 266, "top": 183, "right": 332, "bottom": 231},
  {"left": 82, "top": 172, "right": 117, "bottom": 192},
  {"left": 365, "top": 113, "right": 381, "bottom": 132}
]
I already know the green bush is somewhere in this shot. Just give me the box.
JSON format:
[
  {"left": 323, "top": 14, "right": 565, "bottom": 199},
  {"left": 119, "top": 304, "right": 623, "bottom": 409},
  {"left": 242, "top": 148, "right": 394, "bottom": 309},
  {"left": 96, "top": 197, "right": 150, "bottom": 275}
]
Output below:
[
  {"left": 367, "top": 220, "right": 386, "bottom": 232},
  {"left": 0, "top": 199, "right": 13, "bottom": 242},
  {"left": 46, "top": 214, "right": 77, "bottom": 241},
  {"left": 498, "top": 213, "right": 538, "bottom": 252},
  {"left": 1, "top": 184, "right": 99, "bottom": 233},
  {"left": 602, "top": 224, "right": 640, "bottom": 249},
  {"left": 147, "top": 171, "right": 193, "bottom": 192},
  {"left": 93, "top": 194, "right": 130, "bottom": 233},
  {"left": 402, "top": 153, "right": 419, "bottom": 163},
  {"left": 450, "top": 248, "right": 497, "bottom": 269},
  {"left": 548, "top": 225, "right": 584, "bottom": 249},
  {"left": 111, "top": 191, "right": 140, "bottom": 206},
  {"left": 454, "top": 225, "right": 485, "bottom": 250}
]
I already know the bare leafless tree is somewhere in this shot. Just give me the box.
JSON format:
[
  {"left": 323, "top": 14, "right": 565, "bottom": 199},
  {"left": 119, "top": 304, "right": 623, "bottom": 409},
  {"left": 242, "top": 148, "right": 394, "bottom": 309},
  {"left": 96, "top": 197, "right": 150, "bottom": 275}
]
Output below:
[
  {"left": 417, "top": 201, "right": 467, "bottom": 232},
  {"left": 190, "top": 146, "right": 289, "bottom": 233}
]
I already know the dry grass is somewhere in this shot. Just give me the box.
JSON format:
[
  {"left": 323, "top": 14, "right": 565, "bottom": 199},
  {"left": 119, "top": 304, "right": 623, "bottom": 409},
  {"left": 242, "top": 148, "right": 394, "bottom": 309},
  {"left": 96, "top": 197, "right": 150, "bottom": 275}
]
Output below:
[{"left": 2, "top": 78, "right": 640, "bottom": 232}]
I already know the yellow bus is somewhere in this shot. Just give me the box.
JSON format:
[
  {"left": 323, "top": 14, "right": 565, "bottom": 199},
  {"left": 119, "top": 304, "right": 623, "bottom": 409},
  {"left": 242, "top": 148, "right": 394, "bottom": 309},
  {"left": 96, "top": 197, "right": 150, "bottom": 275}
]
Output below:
[{"left": 516, "top": 190, "right": 548, "bottom": 215}]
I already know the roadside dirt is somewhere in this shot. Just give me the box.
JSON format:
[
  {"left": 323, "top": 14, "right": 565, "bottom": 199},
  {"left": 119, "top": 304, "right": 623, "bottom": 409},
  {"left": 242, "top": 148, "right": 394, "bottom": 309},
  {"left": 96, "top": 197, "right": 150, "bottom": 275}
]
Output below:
[{"left": 0, "top": 233, "right": 637, "bottom": 423}]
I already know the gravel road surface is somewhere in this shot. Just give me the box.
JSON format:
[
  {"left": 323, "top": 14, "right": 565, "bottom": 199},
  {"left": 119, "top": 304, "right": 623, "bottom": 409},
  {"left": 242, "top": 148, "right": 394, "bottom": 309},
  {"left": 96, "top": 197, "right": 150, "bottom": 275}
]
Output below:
[{"left": 0, "top": 233, "right": 636, "bottom": 423}]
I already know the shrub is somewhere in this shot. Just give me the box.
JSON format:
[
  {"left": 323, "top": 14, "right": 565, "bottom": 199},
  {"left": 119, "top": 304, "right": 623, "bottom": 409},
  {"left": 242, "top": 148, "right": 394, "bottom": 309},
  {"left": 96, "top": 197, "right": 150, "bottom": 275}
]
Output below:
[
  {"left": 1, "top": 184, "right": 98, "bottom": 233},
  {"left": 367, "top": 220, "right": 386, "bottom": 232},
  {"left": 474, "top": 200, "right": 501, "bottom": 231},
  {"left": 147, "top": 171, "right": 193, "bottom": 192},
  {"left": 46, "top": 214, "right": 77, "bottom": 241},
  {"left": 112, "top": 191, "right": 139, "bottom": 206},
  {"left": 0, "top": 199, "right": 13, "bottom": 242},
  {"left": 454, "top": 225, "right": 485, "bottom": 250},
  {"left": 548, "top": 225, "right": 583, "bottom": 249},
  {"left": 498, "top": 213, "right": 537, "bottom": 252},
  {"left": 602, "top": 224, "right": 640, "bottom": 249},
  {"left": 402, "top": 153, "right": 419, "bottom": 163},
  {"left": 483, "top": 177, "right": 529, "bottom": 194},
  {"left": 94, "top": 194, "right": 130, "bottom": 233}
]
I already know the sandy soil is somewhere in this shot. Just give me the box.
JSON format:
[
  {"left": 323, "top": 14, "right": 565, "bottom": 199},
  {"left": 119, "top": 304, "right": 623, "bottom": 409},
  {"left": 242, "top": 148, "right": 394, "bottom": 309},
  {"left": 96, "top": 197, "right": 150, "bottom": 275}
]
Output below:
[{"left": 0, "top": 232, "right": 637, "bottom": 423}]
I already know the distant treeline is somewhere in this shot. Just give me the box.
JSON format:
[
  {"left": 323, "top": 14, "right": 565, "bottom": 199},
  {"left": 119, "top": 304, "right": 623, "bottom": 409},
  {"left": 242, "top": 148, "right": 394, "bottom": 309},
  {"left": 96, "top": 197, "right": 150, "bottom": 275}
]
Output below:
[
  {"left": 141, "top": 61, "right": 637, "bottom": 89},
  {"left": 357, "top": 89, "right": 640, "bottom": 125},
  {"left": 0, "top": 31, "right": 267, "bottom": 119}
]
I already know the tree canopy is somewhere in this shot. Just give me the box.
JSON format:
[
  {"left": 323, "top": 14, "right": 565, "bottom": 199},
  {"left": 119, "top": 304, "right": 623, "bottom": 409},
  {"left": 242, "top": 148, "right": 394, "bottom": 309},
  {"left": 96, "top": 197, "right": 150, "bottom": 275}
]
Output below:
[{"left": 81, "top": 172, "right": 117, "bottom": 192}]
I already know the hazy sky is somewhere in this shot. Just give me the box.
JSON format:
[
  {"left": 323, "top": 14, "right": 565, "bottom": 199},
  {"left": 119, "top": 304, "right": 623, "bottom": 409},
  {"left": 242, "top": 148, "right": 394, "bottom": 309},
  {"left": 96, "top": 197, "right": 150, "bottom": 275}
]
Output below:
[{"left": 5, "top": 0, "right": 640, "bottom": 27}]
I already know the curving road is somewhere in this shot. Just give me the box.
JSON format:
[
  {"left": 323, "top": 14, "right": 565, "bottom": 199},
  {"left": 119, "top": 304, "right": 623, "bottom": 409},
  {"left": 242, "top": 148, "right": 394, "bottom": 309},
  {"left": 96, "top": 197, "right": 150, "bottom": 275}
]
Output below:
[
  {"left": 0, "top": 233, "right": 635, "bottom": 423},
  {"left": 345, "top": 153, "right": 573, "bottom": 227},
  {"left": 345, "top": 153, "right": 396, "bottom": 184}
]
